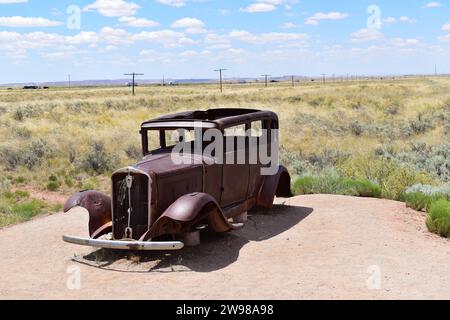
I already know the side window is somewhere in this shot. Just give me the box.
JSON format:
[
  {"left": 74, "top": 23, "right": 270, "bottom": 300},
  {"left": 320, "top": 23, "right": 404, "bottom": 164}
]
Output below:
[
  {"left": 250, "top": 121, "right": 263, "bottom": 137},
  {"left": 224, "top": 124, "right": 246, "bottom": 137},
  {"left": 165, "top": 129, "right": 195, "bottom": 146},
  {"left": 224, "top": 124, "right": 247, "bottom": 153}
]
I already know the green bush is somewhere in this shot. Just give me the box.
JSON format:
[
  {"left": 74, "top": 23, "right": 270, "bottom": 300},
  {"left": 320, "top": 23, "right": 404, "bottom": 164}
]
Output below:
[
  {"left": 292, "top": 173, "right": 381, "bottom": 198},
  {"left": 343, "top": 178, "right": 382, "bottom": 198},
  {"left": 46, "top": 181, "right": 60, "bottom": 191},
  {"left": 404, "top": 192, "right": 442, "bottom": 211},
  {"left": 11, "top": 199, "right": 47, "bottom": 220},
  {"left": 78, "top": 141, "right": 116, "bottom": 174},
  {"left": 338, "top": 155, "right": 435, "bottom": 200},
  {"left": 426, "top": 199, "right": 450, "bottom": 238}
]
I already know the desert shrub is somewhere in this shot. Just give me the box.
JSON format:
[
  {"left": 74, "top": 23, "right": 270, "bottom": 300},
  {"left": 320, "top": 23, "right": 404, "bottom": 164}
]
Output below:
[
  {"left": 22, "top": 138, "right": 52, "bottom": 169},
  {"left": 374, "top": 145, "right": 396, "bottom": 159},
  {"left": 12, "top": 105, "right": 41, "bottom": 121},
  {"left": 77, "top": 141, "right": 117, "bottom": 174},
  {"left": 13, "top": 126, "right": 32, "bottom": 139},
  {"left": 349, "top": 120, "right": 363, "bottom": 136},
  {"left": 279, "top": 148, "right": 311, "bottom": 175},
  {"left": 64, "top": 175, "right": 74, "bottom": 187},
  {"left": 395, "top": 144, "right": 450, "bottom": 182},
  {"left": 409, "top": 113, "right": 433, "bottom": 135},
  {"left": 338, "top": 155, "right": 434, "bottom": 200},
  {"left": 13, "top": 176, "right": 26, "bottom": 184},
  {"left": 404, "top": 192, "right": 442, "bottom": 211},
  {"left": 0, "top": 138, "right": 51, "bottom": 170},
  {"left": 426, "top": 199, "right": 450, "bottom": 237},
  {"left": 292, "top": 172, "right": 381, "bottom": 198},
  {"left": 46, "top": 181, "right": 60, "bottom": 191},
  {"left": 307, "top": 149, "right": 351, "bottom": 170},
  {"left": 11, "top": 199, "right": 47, "bottom": 220},
  {"left": 385, "top": 105, "right": 399, "bottom": 116},
  {"left": 0, "top": 179, "right": 11, "bottom": 194},
  {"left": 344, "top": 178, "right": 382, "bottom": 198},
  {"left": 125, "top": 144, "right": 141, "bottom": 160},
  {"left": 65, "top": 101, "right": 93, "bottom": 113},
  {"left": 0, "top": 145, "right": 22, "bottom": 170},
  {"left": 13, "top": 190, "right": 29, "bottom": 199},
  {"left": 46, "top": 176, "right": 60, "bottom": 191},
  {"left": 406, "top": 184, "right": 450, "bottom": 199},
  {"left": 445, "top": 123, "right": 450, "bottom": 136}
]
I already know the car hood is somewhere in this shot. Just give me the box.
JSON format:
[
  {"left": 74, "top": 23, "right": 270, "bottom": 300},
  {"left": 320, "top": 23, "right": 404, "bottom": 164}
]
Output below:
[{"left": 133, "top": 151, "right": 205, "bottom": 177}]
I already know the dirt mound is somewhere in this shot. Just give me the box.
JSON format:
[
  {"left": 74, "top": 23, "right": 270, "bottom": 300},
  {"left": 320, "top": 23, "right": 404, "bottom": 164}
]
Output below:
[{"left": 0, "top": 195, "right": 448, "bottom": 299}]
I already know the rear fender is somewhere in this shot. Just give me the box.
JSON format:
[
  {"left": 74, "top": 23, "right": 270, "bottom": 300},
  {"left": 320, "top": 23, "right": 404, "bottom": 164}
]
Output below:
[
  {"left": 141, "top": 192, "right": 234, "bottom": 241},
  {"left": 256, "top": 165, "right": 292, "bottom": 209},
  {"left": 64, "top": 190, "right": 112, "bottom": 239}
]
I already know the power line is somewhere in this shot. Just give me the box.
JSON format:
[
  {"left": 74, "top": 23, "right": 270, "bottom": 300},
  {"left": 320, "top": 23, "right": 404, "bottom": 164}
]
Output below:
[
  {"left": 124, "top": 72, "right": 144, "bottom": 96},
  {"left": 321, "top": 73, "right": 327, "bottom": 84},
  {"left": 214, "top": 68, "right": 227, "bottom": 92},
  {"left": 261, "top": 74, "right": 271, "bottom": 87}
]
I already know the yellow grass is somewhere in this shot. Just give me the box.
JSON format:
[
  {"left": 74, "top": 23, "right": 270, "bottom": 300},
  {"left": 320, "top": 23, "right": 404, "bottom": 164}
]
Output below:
[{"left": 0, "top": 77, "right": 449, "bottom": 195}]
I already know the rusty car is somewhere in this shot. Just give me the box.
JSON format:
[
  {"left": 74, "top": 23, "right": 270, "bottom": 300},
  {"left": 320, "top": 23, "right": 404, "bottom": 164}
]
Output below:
[{"left": 63, "top": 108, "right": 292, "bottom": 250}]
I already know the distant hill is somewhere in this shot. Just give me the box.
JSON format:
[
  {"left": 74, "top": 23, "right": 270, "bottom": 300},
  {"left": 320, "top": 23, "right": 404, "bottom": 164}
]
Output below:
[{"left": 0, "top": 76, "right": 308, "bottom": 87}]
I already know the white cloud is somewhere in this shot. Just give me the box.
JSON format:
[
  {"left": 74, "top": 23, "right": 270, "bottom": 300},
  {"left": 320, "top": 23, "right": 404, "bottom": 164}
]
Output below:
[
  {"left": 171, "top": 17, "right": 206, "bottom": 33},
  {"left": 305, "top": 12, "right": 349, "bottom": 25},
  {"left": 438, "top": 34, "right": 450, "bottom": 42},
  {"left": 118, "top": 16, "right": 160, "bottom": 27},
  {"left": 390, "top": 38, "right": 420, "bottom": 47},
  {"left": 350, "top": 28, "right": 384, "bottom": 42},
  {"left": 204, "top": 33, "right": 230, "bottom": 45},
  {"left": 240, "top": 3, "right": 277, "bottom": 13},
  {"left": 383, "top": 17, "right": 396, "bottom": 25},
  {"left": 281, "top": 22, "right": 296, "bottom": 29},
  {"left": 229, "top": 30, "right": 308, "bottom": 44},
  {"left": 84, "top": 0, "right": 140, "bottom": 17},
  {"left": 171, "top": 17, "right": 204, "bottom": 28},
  {"left": 156, "top": 0, "right": 186, "bottom": 7},
  {"left": 240, "top": 0, "right": 298, "bottom": 13},
  {"left": 441, "top": 23, "right": 450, "bottom": 31},
  {"left": 0, "top": 0, "right": 27, "bottom": 3},
  {"left": 133, "top": 29, "right": 188, "bottom": 47},
  {"left": 0, "top": 16, "right": 63, "bottom": 27},
  {"left": 399, "top": 16, "right": 416, "bottom": 23},
  {"left": 179, "top": 49, "right": 210, "bottom": 58},
  {"left": 422, "top": 2, "right": 441, "bottom": 8}
]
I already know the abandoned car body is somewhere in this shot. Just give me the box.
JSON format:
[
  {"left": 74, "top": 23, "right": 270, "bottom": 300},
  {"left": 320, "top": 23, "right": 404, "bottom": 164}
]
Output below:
[{"left": 63, "top": 109, "right": 292, "bottom": 250}]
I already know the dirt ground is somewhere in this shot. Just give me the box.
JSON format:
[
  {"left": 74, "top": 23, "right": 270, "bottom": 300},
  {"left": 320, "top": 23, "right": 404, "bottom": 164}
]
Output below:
[{"left": 0, "top": 194, "right": 449, "bottom": 300}]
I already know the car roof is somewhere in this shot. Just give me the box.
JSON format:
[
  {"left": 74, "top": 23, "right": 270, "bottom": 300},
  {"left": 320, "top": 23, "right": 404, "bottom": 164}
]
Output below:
[{"left": 141, "top": 108, "right": 278, "bottom": 130}]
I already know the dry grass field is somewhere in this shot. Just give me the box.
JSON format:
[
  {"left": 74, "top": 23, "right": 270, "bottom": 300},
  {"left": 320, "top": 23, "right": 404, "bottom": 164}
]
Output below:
[{"left": 0, "top": 77, "right": 449, "bottom": 234}]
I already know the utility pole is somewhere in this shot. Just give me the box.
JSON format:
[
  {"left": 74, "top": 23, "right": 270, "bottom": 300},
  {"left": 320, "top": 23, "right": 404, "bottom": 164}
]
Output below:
[
  {"left": 124, "top": 72, "right": 144, "bottom": 96},
  {"left": 214, "top": 68, "right": 227, "bottom": 92},
  {"left": 162, "top": 74, "right": 165, "bottom": 86},
  {"left": 321, "top": 73, "right": 327, "bottom": 84},
  {"left": 291, "top": 75, "right": 295, "bottom": 87},
  {"left": 261, "top": 74, "right": 271, "bottom": 87},
  {"left": 435, "top": 64, "right": 437, "bottom": 76},
  {"left": 68, "top": 74, "right": 71, "bottom": 88}
]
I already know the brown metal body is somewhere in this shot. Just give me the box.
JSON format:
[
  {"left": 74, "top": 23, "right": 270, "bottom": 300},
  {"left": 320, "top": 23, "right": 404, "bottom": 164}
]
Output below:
[{"left": 64, "top": 109, "right": 292, "bottom": 242}]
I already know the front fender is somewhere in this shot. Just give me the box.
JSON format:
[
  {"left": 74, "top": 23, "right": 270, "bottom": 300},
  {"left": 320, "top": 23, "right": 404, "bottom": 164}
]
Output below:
[
  {"left": 64, "top": 190, "right": 112, "bottom": 239},
  {"left": 141, "top": 192, "right": 235, "bottom": 241}
]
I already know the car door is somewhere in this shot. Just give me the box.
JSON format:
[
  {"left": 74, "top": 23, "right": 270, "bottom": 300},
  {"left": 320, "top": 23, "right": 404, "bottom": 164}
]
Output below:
[{"left": 220, "top": 124, "right": 250, "bottom": 207}]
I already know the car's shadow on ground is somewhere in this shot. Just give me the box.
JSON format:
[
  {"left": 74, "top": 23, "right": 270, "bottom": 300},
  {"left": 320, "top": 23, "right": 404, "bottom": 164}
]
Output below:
[{"left": 73, "top": 203, "right": 313, "bottom": 273}]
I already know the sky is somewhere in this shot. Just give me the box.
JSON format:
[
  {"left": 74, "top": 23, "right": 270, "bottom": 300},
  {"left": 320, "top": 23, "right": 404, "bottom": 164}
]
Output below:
[{"left": 0, "top": 0, "right": 450, "bottom": 83}]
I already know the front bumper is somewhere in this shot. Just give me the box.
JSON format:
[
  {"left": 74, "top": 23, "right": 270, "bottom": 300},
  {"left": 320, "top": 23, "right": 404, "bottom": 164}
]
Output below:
[{"left": 63, "top": 235, "right": 184, "bottom": 251}]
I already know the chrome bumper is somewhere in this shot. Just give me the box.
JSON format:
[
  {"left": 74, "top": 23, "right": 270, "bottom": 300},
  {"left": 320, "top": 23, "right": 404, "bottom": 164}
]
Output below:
[{"left": 63, "top": 235, "right": 184, "bottom": 251}]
